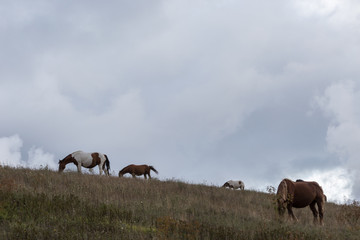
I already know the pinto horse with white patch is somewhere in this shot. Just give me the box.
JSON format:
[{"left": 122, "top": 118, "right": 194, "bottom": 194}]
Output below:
[
  {"left": 58, "top": 151, "right": 110, "bottom": 176},
  {"left": 222, "top": 180, "right": 245, "bottom": 190}
]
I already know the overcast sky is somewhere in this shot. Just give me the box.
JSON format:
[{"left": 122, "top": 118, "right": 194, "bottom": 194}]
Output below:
[{"left": 1, "top": 0, "right": 360, "bottom": 203}]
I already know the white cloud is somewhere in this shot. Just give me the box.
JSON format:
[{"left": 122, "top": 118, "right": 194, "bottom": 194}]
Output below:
[
  {"left": 316, "top": 81, "right": 360, "bottom": 166},
  {"left": 293, "top": 0, "right": 360, "bottom": 27},
  {"left": 27, "top": 146, "right": 57, "bottom": 170},
  {"left": 0, "top": 135, "right": 24, "bottom": 167},
  {"left": 302, "top": 167, "right": 352, "bottom": 203},
  {"left": 294, "top": 0, "right": 342, "bottom": 16},
  {"left": 0, "top": 135, "right": 57, "bottom": 170},
  {"left": 316, "top": 81, "right": 360, "bottom": 200}
]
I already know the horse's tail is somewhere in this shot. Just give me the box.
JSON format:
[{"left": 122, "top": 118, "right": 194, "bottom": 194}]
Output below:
[
  {"left": 103, "top": 154, "right": 110, "bottom": 175},
  {"left": 239, "top": 181, "right": 245, "bottom": 190},
  {"left": 149, "top": 166, "right": 158, "bottom": 174},
  {"left": 323, "top": 194, "right": 327, "bottom": 202}
]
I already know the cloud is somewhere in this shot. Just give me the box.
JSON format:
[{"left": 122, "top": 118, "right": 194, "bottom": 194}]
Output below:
[
  {"left": 316, "top": 80, "right": 360, "bottom": 199},
  {"left": 27, "top": 146, "right": 57, "bottom": 170},
  {"left": 0, "top": 135, "right": 24, "bottom": 167},
  {"left": 303, "top": 167, "right": 352, "bottom": 203},
  {"left": 0, "top": 134, "right": 56, "bottom": 170},
  {"left": 293, "top": 0, "right": 360, "bottom": 26},
  {"left": 1, "top": 0, "right": 360, "bottom": 202}
]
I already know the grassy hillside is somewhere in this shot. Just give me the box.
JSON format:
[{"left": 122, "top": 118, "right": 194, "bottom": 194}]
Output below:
[{"left": 0, "top": 166, "right": 359, "bottom": 239}]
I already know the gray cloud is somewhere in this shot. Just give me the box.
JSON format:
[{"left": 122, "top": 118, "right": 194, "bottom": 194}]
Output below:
[{"left": 1, "top": 0, "right": 360, "bottom": 202}]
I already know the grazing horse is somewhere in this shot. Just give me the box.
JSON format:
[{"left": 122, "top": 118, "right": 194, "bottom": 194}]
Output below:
[
  {"left": 276, "top": 178, "right": 325, "bottom": 225},
  {"left": 58, "top": 151, "right": 110, "bottom": 176},
  {"left": 118, "top": 164, "right": 158, "bottom": 179},
  {"left": 222, "top": 180, "right": 245, "bottom": 190}
]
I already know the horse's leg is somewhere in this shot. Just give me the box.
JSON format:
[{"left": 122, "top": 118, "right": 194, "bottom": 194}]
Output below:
[
  {"left": 132, "top": 173, "right": 136, "bottom": 178},
  {"left": 317, "top": 201, "right": 324, "bottom": 226},
  {"left": 287, "top": 204, "right": 298, "bottom": 222},
  {"left": 102, "top": 163, "right": 108, "bottom": 176},
  {"left": 148, "top": 173, "right": 151, "bottom": 179},
  {"left": 77, "top": 164, "right": 82, "bottom": 174},
  {"left": 144, "top": 174, "right": 147, "bottom": 179},
  {"left": 310, "top": 202, "right": 319, "bottom": 224},
  {"left": 89, "top": 168, "right": 94, "bottom": 174},
  {"left": 98, "top": 164, "right": 103, "bottom": 175}
]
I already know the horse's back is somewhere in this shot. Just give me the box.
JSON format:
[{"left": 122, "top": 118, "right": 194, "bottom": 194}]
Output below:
[
  {"left": 292, "top": 181, "right": 322, "bottom": 208},
  {"left": 125, "top": 164, "right": 139, "bottom": 171},
  {"left": 131, "top": 164, "right": 149, "bottom": 170},
  {"left": 121, "top": 164, "right": 142, "bottom": 172},
  {"left": 72, "top": 151, "right": 91, "bottom": 160},
  {"left": 135, "top": 164, "right": 148, "bottom": 168},
  {"left": 120, "top": 164, "right": 149, "bottom": 176},
  {"left": 72, "top": 151, "right": 107, "bottom": 168}
]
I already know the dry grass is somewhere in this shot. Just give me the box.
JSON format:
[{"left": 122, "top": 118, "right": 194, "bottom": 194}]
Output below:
[{"left": 0, "top": 166, "right": 359, "bottom": 239}]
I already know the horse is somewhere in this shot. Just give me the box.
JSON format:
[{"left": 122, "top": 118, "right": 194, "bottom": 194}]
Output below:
[
  {"left": 58, "top": 150, "right": 110, "bottom": 176},
  {"left": 118, "top": 164, "right": 158, "bottom": 179},
  {"left": 276, "top": 178, "right": 325, "bottom": 225},
  {"left": 222, "top": 180, "right": 245, "bottom": 190}
]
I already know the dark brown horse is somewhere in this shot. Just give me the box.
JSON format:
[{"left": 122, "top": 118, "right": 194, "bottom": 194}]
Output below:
[
  {"left": 276, "top": 178, "right": 326, "bottom": 225},
  {"left": 118, "top": 164, "right": 158, "bottom": 179}
]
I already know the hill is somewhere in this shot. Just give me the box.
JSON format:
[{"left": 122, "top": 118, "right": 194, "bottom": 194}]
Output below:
[{"left": 0, "top": 166, "right": 359, "bottom": 239}]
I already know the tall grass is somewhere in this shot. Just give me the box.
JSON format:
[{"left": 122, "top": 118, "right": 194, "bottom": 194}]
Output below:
[{"left": 0, "top": 166, "right": 359, "bottom": 239}]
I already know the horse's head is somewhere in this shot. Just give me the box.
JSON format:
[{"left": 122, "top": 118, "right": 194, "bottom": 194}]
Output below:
[
  {"left": 58, "top": 160, "right": 65, "bottom": 172},
  {"left": 276, "top": 179, "right": 288, "bottom": 216}
]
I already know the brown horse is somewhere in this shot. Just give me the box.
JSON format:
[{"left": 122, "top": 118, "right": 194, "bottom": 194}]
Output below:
[
  {"left": 276, "top": 178, "right": 325, "bottom": 225},
  {"left": 118, "top": 164, "right": 158, "bottom": 179}
]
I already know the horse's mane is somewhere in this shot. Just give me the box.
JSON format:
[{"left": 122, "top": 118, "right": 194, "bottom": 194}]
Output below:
[
  {"left": 119, "top": 165, "right": 130, "bottom": 173},
  {"left": 60, "top": 154, "right": 75, "bottom": 164},
  {"left": 276, "top": 179, "right": 288, "bottom": 202}
]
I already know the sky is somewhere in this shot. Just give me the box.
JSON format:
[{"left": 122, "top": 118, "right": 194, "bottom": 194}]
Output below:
[{"left": 1, "top": 0, "right": 360, "bottom": 203}]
